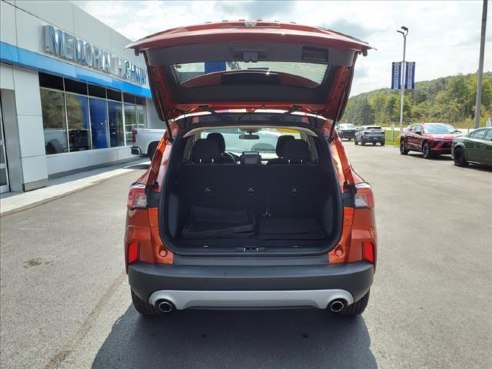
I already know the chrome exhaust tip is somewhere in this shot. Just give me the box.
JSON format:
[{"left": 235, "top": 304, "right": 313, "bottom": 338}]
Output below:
[
  {"left": 156, "top": 299, "right": 174, "bottom": 313},
  {"left": 328, "top": 299, "right": 346, "bottom": 313}
]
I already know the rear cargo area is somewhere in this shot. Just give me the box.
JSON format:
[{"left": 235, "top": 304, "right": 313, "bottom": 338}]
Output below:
[{"left": 161, "top": 126, "right": 342, "bottom": 254}]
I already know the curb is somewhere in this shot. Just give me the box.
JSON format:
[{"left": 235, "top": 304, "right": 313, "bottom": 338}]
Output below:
[{"left": 0, "top": 167, "right": 139, "bottom": 217}]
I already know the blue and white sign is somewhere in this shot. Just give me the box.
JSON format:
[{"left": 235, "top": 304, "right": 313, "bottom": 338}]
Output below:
[
  {"left": 405, "top": 62, "right": 416, "bottom": 90},
  {"left": 391, "top": 62, "right": 401, "bottom": 90}
]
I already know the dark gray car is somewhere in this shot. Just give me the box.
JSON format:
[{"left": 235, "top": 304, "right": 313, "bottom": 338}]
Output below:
[{"left": 336, "top": 123, "right": 358, "bottom": 141}]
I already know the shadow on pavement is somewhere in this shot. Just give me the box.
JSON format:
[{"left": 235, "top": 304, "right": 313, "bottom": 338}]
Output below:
[
  {"left": 407, "top": 153, "right": 453, "bottom": 161},
  {"left": 125, "top": 162, "right": 150, "bottom": 170},
  {"left": 92, "top": 306, "right": 377, "bottom": 369}
]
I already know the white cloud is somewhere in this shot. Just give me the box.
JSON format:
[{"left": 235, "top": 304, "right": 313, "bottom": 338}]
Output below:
[{"left": 73, "top": 0, "right": 491, "bottom": 96}]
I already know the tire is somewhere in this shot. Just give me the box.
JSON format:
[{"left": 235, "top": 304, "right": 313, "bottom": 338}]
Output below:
[
  {"left": 147, "top": 142, "right": 158, "bottom": 159},
  {"left": 131, "top": 290, "right": 161, "bottom": 316},
  {"left": 340, "top": 291, "right": 370, "bottom": 316},
  {"left": 381, "top": 140, "right": 385, "bottom": 146},
  {"left": 372, "top": 142, "right": 376, "bottom": 146},
  {"left": 361, "top": 140, "right": 366, "bottom": 146},
  {"left": 422, "top": 142, "right": 432, "bottom": 159},
  {"left": 354, "top": 138, "right": 359, "bottom": 145},
  {"left": 453, "top": 147, "right": 468, "bottom": 167},
  {"left": 348, "top": 138, "right": 352, "bottom": 141},
  {"left": 400, "top": 140, "right": 409, "bottom": 155}
]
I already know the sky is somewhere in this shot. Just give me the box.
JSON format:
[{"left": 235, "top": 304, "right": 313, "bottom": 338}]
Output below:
[{"left": 74, "top": 0, "right": 491, "bottom": 96}]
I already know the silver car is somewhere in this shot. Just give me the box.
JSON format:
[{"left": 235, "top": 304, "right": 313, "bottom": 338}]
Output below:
[{"left": 354, "top": 126, "right": 385, "bottom": 146}]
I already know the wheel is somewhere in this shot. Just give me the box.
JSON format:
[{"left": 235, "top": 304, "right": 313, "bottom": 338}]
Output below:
[
  {"left": 147, "top": 142, "right": 158, "bottom": 159},
  {"left": 453, "top": 147, "right": 468, "bottom": 167},
  {"left": 354, "top": 138, "right": 358, "bottom": 145},
  {"left": 381, "top": 140, "right": 385, "bottom": 146},
  {"left": 361, "top": 140, "right": 366, "bottom": 146},
  {"left": 347, "top": 138, "right": 352, "bottom": 141},
  {"left": 372, "top": 142, "right": 376, "bottom": 146},
  {"left": 422, "top": 142, "right": 432, "bottom": 159},
  {"left": 340, "top": 291, "right": 370, "bottom": 316},
  {"left": 400, "top": 140, "right": 409, "bottom": 155},
  {"left": 131, "top": 290, "right": 161, "bottom": 316}
]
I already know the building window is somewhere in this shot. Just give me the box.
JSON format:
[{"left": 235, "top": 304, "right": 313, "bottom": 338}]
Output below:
[
  {"left": 108, "top": 100, "right": 125, "bottom": 147},
  {"left": 41, "top": 89, "right": 68, "bottom": 154},
  {"left": 66, "top": 94, "right": 91, "bottom": 151},
  {"left": 124, "top": 94, "right": 147, "bottom": 146},
  {"left": 39, "top": 72, "right": 147, "bottom": 154},
  {"left": 89, "top": 98, "right": 108, "bottom": 149}
]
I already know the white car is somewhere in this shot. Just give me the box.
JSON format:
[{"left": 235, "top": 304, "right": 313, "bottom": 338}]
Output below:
[{"left": 131, "top": 128, "right": 166, "bottom": 158}]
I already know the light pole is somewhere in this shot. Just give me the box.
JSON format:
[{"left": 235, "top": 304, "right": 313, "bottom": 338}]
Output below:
[
  {"left": 397, "top": 26, "right": 408, "bottom": 138},
  {"left": 474, "top": 0, "right": 488, "bottom": 129}
]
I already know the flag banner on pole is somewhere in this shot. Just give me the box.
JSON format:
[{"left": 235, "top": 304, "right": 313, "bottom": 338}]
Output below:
[
  {"left": 405, "top": 62, "right": 416, "bottom": 90},
  {"left": 391, "top": 62, "right": 401, "bottom": 90}
]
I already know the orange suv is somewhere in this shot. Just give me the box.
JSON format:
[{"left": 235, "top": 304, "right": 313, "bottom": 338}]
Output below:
[{"left": 125, "top": 21, "right": 377, "bottom": 316}]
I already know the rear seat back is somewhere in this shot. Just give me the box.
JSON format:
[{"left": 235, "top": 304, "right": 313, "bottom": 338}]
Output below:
[
  {"left": 181, "top": 138, "right": 323, "bottom": 220},
  {"left": 267, "top": 139, "right": 323, "bottom": 217},
  {"left": 181, "top": 143, "right": 267, "bottom": 216}
]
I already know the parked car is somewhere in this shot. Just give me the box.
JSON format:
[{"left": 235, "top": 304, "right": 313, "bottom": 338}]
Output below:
[
  {"left": 131, "top": 128, "right": 166, "bottom": 158},
  {"left": 452, "top": 127, "right": 492, "bottom": 167},
  {"left": 336, "top": 123, "right": 358, "bottom": 141},
  {"left": 354, "top": 126, "right": 385, "bottom": 146},
  {"left": 124, "top": 21, "right": 376, "bottom": 317},
  {"left": 400, "top": 123, "right": 461, "bottom": 159}
]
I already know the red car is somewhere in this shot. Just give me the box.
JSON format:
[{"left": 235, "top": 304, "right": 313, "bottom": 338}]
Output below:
[
  {"left": 400, "top": 123, "right": 461, "bottom": 158},
  {"left": 124, "top": 21, "right": 377, "bottom": 316}
]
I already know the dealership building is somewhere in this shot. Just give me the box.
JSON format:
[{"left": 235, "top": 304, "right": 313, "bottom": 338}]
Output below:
[{"left": 0, "top": 0, "right": 161, "bottom": 193}]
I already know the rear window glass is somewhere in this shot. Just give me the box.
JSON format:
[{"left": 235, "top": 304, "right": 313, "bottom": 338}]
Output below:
[
  {"left": 173, "top": 61, "right": 328, "bottom": 87},
  {"left": 200, "top": 128, "right": 301, "bottom": 158}
]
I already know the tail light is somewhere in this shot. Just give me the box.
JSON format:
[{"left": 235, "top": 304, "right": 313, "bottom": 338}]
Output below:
[
  {"left": 127, "top": 184, "right": 147, "bottom": 209},
  {"left": 127, "top": 242, "right": 139, "bottom": 265},
  {"left": 354, "top": 182, "right": 374, "bottom": 209},
  {"left": 131, "top": 129, "right": 137, "bottom": 144},
  {"left": 362, "top": 241, "right": 375, "bottom": 264}
]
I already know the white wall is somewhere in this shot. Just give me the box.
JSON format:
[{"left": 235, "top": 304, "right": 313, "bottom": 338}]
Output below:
[
  {"left": 12, "top": 67, "right": 48, "bottom": 189},
  {"left": 46, "top": 147, "right": 134, "bottom": 175}
]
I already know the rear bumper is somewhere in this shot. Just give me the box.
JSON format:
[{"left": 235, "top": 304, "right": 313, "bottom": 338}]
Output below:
[
  {"left": 131, "top": 146, "right": 142, "bottom": 156},
  {"left": 362, "top": 135, "right": 384, "bottom": 142},
  {"left": 128, "top": 261, "right": 374, "bottom": 309}
]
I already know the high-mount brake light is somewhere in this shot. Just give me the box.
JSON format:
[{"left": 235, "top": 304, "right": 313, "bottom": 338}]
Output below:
[
  {"left": 127, "top": 184, "right": 147, "bottom": 209},
  {"left": 354, "top": 182, "right": 375, "bottom": 209}
]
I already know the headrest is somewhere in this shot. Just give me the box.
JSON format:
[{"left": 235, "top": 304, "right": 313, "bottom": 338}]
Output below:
[
  {"left": 282, "top": 139, "right": 311, "bottom": 163},
  {"left": 207, "top": 132, "right": 226, "bottom": 153},
  {"left": 191, "top": 139, "right": 221, "bottom": 163},
  {"left": 275, "top": 135, "right": 295, "bottom": 156},
  {"left": 240, "top": 151, "right": 261, "bottom": 165}
]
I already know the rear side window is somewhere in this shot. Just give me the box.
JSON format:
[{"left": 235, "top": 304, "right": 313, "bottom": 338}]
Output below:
[
  {"left": 470, "top": 129, "right": 486, "bottom": 139},
  {"left": 484, "top": 130, "right": 492, "bottom": 140}
]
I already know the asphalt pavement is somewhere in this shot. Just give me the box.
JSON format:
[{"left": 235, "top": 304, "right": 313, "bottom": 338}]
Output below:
[{"left": 0, "top": 145, "right": 491, "bottom": 369}]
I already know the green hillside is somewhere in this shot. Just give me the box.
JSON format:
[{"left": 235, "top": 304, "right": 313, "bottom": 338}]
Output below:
[{"left": 343, "top": 72, "right": 492, "bottom": 128}]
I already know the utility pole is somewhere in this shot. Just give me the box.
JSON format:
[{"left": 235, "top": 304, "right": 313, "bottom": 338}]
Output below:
[
  {"left": 474, "top": 0, "right": 488, "bottom": 129},
  {"left": 397, "top": 26, "right": 409, "bottom": 137}
]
